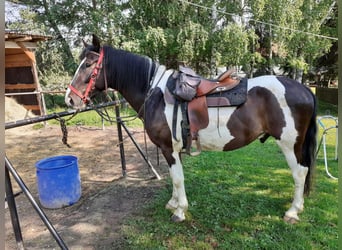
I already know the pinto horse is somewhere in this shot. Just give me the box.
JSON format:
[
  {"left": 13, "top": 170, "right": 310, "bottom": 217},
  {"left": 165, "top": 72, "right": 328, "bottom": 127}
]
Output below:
[{"left": 65, "top": 35, "right": 317, "bottom": 223}]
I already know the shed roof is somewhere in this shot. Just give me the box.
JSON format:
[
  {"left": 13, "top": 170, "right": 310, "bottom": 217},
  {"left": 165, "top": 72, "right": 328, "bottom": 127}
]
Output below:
[{"left": 5, "top": 30, "right": 52, "bottom": 42}]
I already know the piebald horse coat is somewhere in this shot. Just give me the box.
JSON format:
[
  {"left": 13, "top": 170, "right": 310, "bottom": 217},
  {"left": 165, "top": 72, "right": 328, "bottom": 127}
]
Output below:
[{"left": 65, "top": 35, "right": 316, "bottom": 224}]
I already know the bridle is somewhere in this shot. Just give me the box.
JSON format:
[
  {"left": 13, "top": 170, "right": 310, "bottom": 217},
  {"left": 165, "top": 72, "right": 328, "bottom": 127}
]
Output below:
[{"left": 68, "top": 48, "right": 104, "bottom": 104}]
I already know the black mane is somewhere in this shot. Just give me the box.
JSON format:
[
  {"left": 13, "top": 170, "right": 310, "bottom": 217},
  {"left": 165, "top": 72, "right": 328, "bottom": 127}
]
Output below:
[{"left": 102, "top": 46, "right": 154, "bottom": 93}]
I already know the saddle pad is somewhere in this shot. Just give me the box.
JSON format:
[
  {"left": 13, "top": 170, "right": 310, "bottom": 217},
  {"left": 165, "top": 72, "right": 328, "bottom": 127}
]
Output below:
[
  {"left": 165, "top": 76, "right": 248, "bottom": 107},
  {"left": 165, "top": 74, "right": 177, "bottom": 104},
  {"left": 206, "top": 78, "right": 247, "bottom": 107}
]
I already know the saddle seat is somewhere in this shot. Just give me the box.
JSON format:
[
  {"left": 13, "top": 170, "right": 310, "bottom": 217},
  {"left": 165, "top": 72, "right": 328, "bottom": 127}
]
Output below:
[{"left": 178, "top": 65, "right": 240, "bottom": 97}]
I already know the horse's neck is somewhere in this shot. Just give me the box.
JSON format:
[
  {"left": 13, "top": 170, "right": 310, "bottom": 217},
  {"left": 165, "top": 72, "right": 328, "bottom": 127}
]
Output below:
[
  {"left": 107, "top": 60, "right": 151, "bottom": 114},
  {"left": 118, "top": 84, "right": 147, "bottom": 115}
]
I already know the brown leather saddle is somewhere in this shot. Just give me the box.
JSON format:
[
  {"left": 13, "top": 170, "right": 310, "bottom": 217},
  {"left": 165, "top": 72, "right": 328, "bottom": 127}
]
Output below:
[{"left": 165, "top": 66, "right": 247, "bottom": 155}]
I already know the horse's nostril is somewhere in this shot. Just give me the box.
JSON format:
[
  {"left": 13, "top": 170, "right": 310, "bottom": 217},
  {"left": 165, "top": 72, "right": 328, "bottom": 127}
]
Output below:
[{"left": 65, "top": 96, "right": 74, "bottom": 107}]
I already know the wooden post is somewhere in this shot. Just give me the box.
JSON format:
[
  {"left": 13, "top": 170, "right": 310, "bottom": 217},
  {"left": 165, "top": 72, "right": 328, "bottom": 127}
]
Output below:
[{"left": 16, "top": 41, "right": 47, "bottom": 116}]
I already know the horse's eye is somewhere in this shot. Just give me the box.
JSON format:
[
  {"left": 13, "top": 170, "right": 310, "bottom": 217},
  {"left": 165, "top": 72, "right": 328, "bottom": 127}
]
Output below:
[{"left": 85, "top": 62, "right": 91, "bottom": 68}]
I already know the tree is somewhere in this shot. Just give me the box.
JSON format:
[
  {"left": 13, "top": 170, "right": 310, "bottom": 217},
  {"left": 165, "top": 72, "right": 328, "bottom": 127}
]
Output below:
[
  {"left": 6, "top": 0, "right": 77, "bottom": 76},
  {"left": 246, "top": 0, "right": 336, "bottom": 81},
  {"left": 214, "top": 24, "right": 251, "bottom": 69},
  {"left": 6, "top": 0, "right": 337, "bottom": 83},
  {"left": 125, "top": 0, "right": 217, "bottom": 73}
]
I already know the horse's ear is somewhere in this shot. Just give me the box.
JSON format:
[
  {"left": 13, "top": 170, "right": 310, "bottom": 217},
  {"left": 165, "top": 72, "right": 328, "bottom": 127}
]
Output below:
[
  {"left": 82, "top": 39, "right": 89, "bottom": 48},
  {"left": 92, "top": 34, "right": 101, "bottom": 50}
]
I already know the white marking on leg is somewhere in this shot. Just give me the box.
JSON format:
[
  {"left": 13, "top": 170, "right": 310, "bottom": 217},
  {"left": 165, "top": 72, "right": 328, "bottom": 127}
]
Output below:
[
  {"left": 277, "top": 140, "right": 308, "bottom": 221},
  {"left": 168, "top": 151, "right": 188, "bottom": 221},
  {"left": 165, "top": 182, "right": 178, "bottom": 211},
  {"left": 251, "top": 76, "right": 306, "bottom": 220},
  {"left": 158, "top": 73, "right": 188, "bottom": 218}
]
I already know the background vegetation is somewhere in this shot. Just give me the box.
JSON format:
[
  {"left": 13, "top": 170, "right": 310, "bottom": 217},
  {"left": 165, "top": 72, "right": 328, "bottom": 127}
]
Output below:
[{"left": 5, "top": 0, "right": 337, "bottom": 92}]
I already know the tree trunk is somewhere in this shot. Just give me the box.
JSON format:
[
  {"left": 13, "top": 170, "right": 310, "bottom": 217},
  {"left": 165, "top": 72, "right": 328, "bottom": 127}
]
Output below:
[
  {"left": 269, "top": 25, "right": 273, "bottom": 75},
  {"left": 42, "top": 0, "right": 76, "bottom": 74}
]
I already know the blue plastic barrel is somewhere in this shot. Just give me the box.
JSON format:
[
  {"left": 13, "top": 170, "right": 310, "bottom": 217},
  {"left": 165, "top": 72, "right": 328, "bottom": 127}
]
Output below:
[{"left": 35, "top": 155, "right": 81, "bottom": 209}]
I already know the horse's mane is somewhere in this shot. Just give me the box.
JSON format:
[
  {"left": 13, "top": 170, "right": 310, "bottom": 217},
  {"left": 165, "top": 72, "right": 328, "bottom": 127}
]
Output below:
[{"left": 102, "top": 46, "right": 153, "bottom": 92}]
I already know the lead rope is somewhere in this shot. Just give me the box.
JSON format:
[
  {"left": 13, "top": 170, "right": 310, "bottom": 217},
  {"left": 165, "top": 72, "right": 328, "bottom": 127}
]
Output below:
[
  {"left": 55, "top": 110, "right": 79, "bottom": 148},
  {"left": 142, "top": 58, "right": 155, "bottom": 169},
  {"left": 59, "top": 118, "right": 70, "bottom": 148}
]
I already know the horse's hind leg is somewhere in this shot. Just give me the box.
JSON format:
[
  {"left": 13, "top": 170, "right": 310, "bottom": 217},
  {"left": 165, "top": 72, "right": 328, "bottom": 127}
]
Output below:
[{"left": 277, "top": 140, "right": 308, "bottom": 223}]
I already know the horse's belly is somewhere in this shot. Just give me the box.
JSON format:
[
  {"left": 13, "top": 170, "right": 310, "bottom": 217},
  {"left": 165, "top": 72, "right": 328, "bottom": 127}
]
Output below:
[{"left": 198, "top": 107, "right": 236, "bottom": 151}]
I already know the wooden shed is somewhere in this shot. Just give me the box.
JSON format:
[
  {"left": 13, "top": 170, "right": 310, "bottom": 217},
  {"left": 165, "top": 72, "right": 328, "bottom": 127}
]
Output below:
[{"left": 5, "top": 31, "right": 51, "bottom": 115}]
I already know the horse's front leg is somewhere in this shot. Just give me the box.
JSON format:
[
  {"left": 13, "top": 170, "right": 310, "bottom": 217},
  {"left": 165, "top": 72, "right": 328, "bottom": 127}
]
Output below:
[
  {"left": 166, "top": 151, "right": 188, "bottom": 222},
  {"left": 165, "top": 181, "right": 178, "bottom": 211}
]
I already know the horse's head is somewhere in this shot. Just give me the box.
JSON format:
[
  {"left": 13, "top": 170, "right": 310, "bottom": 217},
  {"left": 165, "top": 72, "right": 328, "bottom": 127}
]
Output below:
[{"left": 65, "top": 34, "right": 105, "bottom": 109}]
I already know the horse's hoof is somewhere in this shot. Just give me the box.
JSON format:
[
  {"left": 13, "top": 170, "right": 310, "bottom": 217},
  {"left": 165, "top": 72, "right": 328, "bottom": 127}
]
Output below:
[
  {"left": 283, "top": 215, "right": 299, "bottom": 224},
  {"left": 171, "top": 214, "right": 184, "bottom": 223}
]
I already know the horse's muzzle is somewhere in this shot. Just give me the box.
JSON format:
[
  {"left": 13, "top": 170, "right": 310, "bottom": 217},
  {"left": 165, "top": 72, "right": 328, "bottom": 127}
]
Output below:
[
  {"left": 64, "top": 88, "right": 73, "bottom": 107},
  {"left": 65, "top": 87, "right": 86, "bottom": 109}
]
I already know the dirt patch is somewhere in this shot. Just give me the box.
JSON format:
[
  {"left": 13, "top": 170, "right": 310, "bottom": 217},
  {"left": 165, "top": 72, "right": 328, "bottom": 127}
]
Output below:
[{"left": 5, "top": 124, "right": 170, "bottom": 249}]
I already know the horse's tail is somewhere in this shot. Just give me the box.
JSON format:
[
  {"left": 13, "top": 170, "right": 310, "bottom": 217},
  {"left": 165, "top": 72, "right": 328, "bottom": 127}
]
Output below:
[{"left": 302, "top": 90, "right": 317, "bottom": 195}]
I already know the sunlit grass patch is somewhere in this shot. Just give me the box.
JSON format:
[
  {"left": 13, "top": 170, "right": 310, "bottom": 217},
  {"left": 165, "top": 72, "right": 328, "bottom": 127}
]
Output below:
[{"left": 122, "top": 137, "right": 337, "bottom": 249}]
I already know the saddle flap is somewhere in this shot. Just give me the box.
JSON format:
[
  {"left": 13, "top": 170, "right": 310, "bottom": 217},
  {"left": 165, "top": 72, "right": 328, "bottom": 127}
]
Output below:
[
  {"left": 173, "top": 73, "right": 201, "bottom": 101},
  {"left": 180, "top": 73, "right": 201, "bottom": 87},
  {"left": 188, "top": 96, "right": 209, "bottom": 139}
]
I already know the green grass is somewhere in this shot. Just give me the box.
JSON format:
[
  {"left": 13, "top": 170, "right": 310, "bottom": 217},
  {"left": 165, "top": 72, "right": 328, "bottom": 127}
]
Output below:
[
  {"left": 121, "top": 138, "right": 338, "bottom": 249},
  {"left": 44, "top": 93, "right": 143, "bottom": 128},
  {"left": 316, "top": 117, "right": 338, "bottom": 179},
  {"left": 46, "top": 106, "right": 143, "bottom": 128}
]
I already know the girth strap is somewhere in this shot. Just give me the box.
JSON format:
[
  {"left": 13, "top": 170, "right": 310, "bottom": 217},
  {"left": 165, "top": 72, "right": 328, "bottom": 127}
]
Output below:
[
  {"left": 172, "top": 99, "right": 179, "bottom": 141},
  {"left": 171, "top": 99, "right": 201, "bottom": 155}
]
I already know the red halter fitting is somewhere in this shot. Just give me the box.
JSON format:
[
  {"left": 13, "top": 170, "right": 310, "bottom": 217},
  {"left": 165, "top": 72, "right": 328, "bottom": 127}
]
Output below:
[{"left": 68, "top": 48, "right": 104, "bottom": 104}]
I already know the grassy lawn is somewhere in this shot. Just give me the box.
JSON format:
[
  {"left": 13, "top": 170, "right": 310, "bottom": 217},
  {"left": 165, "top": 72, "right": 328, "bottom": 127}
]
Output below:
[
  {"left": 121, "top": 138, "right": 337, "bottom": 249},
  {"left": 43, "top": 94, "right": 143, "bottom": 128},
  {"left": 45, "top": 107, "right": 143, "bottom": 128}
]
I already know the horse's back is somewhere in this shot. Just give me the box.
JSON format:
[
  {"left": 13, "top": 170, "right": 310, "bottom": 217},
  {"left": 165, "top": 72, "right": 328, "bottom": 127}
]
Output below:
[
  {"left": 248, "top": 75, "right": 315, "bottom": 107},
  {"left": 198, "top": 75, "right": 315, "bottom": 151}
]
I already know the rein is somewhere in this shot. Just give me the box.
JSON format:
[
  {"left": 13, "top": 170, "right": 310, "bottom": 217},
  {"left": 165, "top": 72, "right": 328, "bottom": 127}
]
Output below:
[
  {"left": 69, "top": 49, "right": 105, "bottom": 104},
  {"left": 94, "top": 62, "right": 163, "bottom": 124}
]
